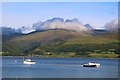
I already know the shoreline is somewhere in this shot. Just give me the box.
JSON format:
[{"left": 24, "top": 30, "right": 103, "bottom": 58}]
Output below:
[{"left": 1, "top": 56, "right": 119, "bottom": 59}]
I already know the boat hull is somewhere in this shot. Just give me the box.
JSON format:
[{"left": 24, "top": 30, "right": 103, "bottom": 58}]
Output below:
[
  {"left": 83, "top": 62, "right": 100, "bottom": 67},
  {"left": 83, "top": 64, "right": 96, "bottom": 67},
  {"left": 23, "top": 61, "right": 35, "bottom": 64}
]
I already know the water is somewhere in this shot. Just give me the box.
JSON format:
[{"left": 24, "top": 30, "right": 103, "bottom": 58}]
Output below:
[{"left": 1, "top": 57, "right": 119, "bottom": 78}]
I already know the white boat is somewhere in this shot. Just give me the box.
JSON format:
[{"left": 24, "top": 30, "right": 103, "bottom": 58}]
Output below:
[
  {"left": 83, "top": 62, "right": 100, "bottom": 68},
  {"left": 23, "top": 59, "right": 35, "bottom": 64}
]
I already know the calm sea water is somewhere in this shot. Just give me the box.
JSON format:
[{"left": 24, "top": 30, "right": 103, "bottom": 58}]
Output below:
[{"left": 1, "top": 57, "right": 119, "bottom": 78}]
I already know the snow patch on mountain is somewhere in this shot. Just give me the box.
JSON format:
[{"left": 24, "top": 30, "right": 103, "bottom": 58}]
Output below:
[{"left": 17, "top": 26, "right": 35, "bottom": 34}]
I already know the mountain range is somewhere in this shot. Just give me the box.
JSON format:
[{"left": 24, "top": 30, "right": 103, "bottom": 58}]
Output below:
[
  {"left": 1, "top": 18, "right": 119, "bottom": 35},
  {"left": 1, "top": 18, "right": 119, "bottom": 57}
]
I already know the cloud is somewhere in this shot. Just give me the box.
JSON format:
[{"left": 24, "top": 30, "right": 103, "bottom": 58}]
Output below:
[
  {"left": 33, "top": 18, "right": 91, "bottom": 33},
  {"left": 104, "top": 19, "right": 119, "bottom": 31},
  {"left": 2, "top": 18, "right": 119, "bottom": 34}
]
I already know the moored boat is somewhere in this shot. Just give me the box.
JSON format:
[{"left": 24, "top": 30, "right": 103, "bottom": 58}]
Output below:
[
  {"left": 23, "top": 59, "right": 35, "bottom": 64},
  {"left": 83, "top": 62, "right": 100, "bottom": 68}
]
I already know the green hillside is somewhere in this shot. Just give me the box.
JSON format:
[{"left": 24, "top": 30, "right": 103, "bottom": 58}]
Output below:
[{"left": 2, "top": 30, "right": 119, "bottom": 58}]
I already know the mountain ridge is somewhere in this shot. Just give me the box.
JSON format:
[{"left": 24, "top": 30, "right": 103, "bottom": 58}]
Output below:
[
  {"left": 2, "top": 29, "right": 119, "bottom": 56},
  {"left": 1, "top": 18, "right": 119, "bottom": 57}
]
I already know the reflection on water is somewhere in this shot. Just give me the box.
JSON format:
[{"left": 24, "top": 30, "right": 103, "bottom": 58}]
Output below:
[{"left": 2, "top": 57, "right": 118, "bottom": 78}]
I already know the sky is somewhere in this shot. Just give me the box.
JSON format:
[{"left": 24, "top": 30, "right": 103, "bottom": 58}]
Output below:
[
  {"left": 1, "top": 2, "right": 118, "bottom": 29},
  {"left": 1, "top": 0, "right": 119, "bottom": 2}
]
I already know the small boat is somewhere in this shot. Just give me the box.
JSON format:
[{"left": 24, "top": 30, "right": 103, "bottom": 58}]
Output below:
[
  {"left": 23, "top": 59, "right": 35, "bottom": 64},
  {"left": 83, "top": 62, "right": 100, "bottom": 68}
]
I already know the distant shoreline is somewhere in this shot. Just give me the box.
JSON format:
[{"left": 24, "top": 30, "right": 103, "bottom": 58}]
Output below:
[{"left": 1, "top": 56, "right": 119, "bottom": 59}]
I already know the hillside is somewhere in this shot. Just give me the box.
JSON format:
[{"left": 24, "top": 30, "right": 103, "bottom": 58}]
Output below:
[
  {"left": 3, "top": 30, "right": 80, "bottom": 55},
  {"left": 2, "top": 29, "right": 119, "bottom": 57}
]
